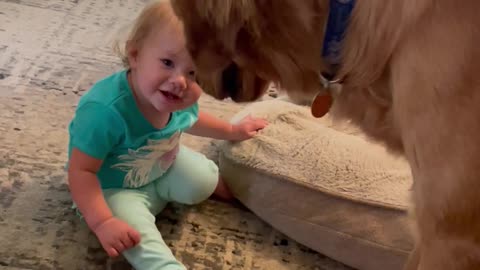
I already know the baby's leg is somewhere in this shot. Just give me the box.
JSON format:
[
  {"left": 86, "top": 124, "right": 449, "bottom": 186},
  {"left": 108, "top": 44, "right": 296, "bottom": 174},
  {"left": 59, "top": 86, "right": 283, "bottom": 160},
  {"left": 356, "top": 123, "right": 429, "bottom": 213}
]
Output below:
[
  {"left": 103, "top": 186, "right": 186, "bottom": 270},
  {"left": 213, "top": 176, "right": 235, "bottom": 201},
  {"left": 156, "top": 145, "right": 233, "bottom": 205}
]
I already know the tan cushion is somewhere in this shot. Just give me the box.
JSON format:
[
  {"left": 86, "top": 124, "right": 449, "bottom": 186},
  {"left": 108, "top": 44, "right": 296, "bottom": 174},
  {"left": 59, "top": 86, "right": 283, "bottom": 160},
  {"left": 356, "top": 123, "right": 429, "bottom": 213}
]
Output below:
[{"left": 218, "top": 99, "right": 415, "bottom": 270}]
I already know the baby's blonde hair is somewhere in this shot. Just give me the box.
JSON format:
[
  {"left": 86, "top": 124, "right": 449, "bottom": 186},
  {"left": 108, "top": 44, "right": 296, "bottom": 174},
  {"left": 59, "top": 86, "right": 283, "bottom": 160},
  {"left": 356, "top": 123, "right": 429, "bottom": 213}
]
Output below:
[{"left": 113, "top": 0, "right": 182, "bottom": 68}]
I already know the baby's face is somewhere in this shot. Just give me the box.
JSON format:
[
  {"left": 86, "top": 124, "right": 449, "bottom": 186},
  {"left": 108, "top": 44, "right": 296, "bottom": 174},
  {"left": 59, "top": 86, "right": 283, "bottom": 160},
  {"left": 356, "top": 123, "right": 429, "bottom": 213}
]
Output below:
[{"left": 129, "top": 24, "right": 202, "bottom": 114}]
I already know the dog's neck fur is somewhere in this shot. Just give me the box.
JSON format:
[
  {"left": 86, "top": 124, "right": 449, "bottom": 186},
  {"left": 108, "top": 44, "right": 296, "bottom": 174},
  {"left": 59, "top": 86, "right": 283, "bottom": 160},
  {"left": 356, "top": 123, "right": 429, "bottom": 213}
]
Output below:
[
  {"left": 328, "top": 0, "right": 433, "bottom": 154},
  {"left": 338, "top": 0, "right": 433, "bottom": 87}
]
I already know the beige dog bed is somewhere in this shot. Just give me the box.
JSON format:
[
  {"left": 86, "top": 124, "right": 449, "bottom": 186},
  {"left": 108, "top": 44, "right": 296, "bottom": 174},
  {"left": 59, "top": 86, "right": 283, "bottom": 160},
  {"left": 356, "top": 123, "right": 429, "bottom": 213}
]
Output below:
[{"left": 218, "top": 99, "right": 415, "bottom": 270}]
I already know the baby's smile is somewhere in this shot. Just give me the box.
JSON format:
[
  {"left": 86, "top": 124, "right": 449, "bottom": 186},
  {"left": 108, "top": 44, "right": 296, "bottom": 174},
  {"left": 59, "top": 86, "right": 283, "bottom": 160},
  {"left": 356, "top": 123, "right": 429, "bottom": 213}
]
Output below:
[{"left": 159, "top": 90, "right": 181, "bottom": 102}]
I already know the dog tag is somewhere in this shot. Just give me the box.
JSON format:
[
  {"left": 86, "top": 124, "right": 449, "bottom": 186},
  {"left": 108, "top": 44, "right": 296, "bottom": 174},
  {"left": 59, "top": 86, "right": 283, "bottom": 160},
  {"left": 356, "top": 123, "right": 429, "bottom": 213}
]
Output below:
[
  {"left": 311, "top": 92, "right": 332, "bottom": 118},
  {"left": 311, "top": 71, "right": 341, "bottom": 118}
]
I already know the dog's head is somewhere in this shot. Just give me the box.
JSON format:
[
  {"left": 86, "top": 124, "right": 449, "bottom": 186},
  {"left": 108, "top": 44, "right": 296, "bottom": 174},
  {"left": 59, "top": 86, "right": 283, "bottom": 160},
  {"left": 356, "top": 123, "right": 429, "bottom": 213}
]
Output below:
[{"left": 171, "top": 0, "right": 329, "bottom": 103}]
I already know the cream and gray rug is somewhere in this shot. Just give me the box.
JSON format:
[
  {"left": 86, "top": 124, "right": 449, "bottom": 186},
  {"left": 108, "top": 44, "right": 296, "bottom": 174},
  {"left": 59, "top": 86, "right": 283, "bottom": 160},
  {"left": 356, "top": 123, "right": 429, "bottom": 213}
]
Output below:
[{"left": 0, "top": 1, "right": 353, "bottom": 269}]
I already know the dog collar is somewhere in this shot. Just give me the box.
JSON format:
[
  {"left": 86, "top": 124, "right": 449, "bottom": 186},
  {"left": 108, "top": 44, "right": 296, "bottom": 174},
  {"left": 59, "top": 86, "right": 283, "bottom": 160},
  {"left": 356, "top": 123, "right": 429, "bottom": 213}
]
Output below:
[
  {"left": 312, "top": 0, "right": 355, "bottom": 118},
  {"left": 322, "top": 0, "right": 355, "bottom": 77}
]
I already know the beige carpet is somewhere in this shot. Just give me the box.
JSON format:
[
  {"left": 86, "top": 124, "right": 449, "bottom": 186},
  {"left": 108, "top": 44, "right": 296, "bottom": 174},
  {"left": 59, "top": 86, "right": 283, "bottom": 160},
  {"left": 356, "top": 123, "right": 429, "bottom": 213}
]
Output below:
[{"left": 0, "top": 0, "right": 352, "bottom": 269}]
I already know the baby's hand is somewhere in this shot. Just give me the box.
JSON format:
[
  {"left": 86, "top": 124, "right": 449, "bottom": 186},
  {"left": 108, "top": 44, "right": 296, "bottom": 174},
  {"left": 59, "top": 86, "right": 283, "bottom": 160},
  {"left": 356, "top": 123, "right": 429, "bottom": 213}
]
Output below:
[
  {"left": 231, "top": 115, "right": 268, "bottom": 141},
  {"left": 92, "top": 217, "right": 141, "bottom": 257}
]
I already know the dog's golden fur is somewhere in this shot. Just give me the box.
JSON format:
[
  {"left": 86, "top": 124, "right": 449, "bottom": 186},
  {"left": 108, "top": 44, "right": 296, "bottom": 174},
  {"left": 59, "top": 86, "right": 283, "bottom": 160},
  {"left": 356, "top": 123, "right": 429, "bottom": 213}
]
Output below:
[{"left": 170, "top": 0, "right": 480, "bottom": 269}]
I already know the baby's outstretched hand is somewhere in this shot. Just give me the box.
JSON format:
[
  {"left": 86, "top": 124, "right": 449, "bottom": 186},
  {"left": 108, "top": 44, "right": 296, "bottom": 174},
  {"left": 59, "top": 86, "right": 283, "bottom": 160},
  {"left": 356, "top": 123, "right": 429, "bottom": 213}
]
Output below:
[
  {"left": 93, "top": 217, "right": 141, "bottom": 257},
  {"left": 230, "top": 115, "right": 268, "bottom": 141}
]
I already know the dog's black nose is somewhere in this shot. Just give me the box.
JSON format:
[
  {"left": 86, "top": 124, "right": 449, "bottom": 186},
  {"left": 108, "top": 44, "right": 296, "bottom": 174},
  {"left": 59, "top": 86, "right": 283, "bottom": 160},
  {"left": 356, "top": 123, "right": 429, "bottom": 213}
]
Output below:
[{"left": 222, "top": 62, "right": 241, "bottom": 100}]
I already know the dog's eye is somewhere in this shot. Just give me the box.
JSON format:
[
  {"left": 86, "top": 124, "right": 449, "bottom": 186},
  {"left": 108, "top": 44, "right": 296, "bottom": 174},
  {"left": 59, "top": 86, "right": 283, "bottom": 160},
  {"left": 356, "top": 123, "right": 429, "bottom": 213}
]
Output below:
[{"left": 161, "top": 59, "right": 174, "bottom": 68}]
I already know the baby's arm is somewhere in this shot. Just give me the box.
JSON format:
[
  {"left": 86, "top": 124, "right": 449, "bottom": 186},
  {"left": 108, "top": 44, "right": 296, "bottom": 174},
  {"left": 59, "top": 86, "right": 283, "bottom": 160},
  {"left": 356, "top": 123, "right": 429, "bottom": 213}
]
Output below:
[
  {"left": 186, "top": 111, "right": 268, "bottom": 141},
  {"left": 68, "top": 148, "right": 114, "bottom": 230},
  {"left": 68, "top": 148, "right": 140, "bottom": 257}
]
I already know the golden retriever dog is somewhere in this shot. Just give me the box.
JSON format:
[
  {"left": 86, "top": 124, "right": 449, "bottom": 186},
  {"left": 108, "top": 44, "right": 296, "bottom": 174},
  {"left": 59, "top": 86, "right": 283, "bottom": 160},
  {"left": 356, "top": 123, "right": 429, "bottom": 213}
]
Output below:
[{"left": 170, "top": 0, "right": 480, "bottom": 269}]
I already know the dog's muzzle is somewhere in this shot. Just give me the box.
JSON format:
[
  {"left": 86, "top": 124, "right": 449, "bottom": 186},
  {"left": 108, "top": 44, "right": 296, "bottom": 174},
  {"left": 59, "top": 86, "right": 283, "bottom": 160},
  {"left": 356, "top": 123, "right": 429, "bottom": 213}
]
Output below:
[{"left": 221, "top": 62, "right": 241, "bottom": 100}]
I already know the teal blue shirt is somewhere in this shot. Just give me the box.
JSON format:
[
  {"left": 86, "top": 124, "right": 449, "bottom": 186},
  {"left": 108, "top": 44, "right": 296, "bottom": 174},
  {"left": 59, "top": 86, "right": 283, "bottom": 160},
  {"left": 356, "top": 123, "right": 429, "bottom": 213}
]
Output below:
[{"left": 67, "top": 70, "right": 199, "bottom": 189}]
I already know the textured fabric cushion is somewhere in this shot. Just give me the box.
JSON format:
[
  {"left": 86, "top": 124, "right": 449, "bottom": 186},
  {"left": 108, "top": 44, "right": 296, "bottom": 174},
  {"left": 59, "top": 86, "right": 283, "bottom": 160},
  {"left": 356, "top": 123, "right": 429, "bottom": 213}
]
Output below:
[{"left": 218, "top": 99, "right": 415, "bottom": 270}]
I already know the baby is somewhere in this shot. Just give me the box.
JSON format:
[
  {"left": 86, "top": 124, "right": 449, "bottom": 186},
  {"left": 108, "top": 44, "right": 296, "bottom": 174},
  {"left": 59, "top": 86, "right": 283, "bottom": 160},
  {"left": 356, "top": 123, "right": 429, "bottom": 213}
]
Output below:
[{"left": 66, "top": 1, "right": 267, "bottom": 269}]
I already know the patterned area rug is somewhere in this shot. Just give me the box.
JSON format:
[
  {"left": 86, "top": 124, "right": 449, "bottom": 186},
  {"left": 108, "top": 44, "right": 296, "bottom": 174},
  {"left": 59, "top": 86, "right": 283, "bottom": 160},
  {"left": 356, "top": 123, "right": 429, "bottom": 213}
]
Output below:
[{"left": 0, "top": 1, "right": 352, "bottom": 269}]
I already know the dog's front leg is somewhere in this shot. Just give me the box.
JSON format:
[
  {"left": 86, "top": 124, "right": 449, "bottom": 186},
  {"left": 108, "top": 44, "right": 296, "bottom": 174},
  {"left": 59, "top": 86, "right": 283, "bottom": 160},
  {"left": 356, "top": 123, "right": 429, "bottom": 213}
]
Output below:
[
  {"left": 389, "top": 3, "right": 480, "bottom": 268},
  {"left": 393, "top": 68, "right": 480, "bottom": 270},
  {"left": 395, "top": 77, "right": 480, "bottom": 270}
]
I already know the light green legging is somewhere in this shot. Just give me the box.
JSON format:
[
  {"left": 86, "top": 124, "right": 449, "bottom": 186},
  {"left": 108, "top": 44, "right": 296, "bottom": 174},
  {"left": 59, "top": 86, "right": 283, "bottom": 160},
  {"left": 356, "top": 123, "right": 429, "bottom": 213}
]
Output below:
[{"left": 102, "top": 146, "right": 219, "bottom": 270}]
